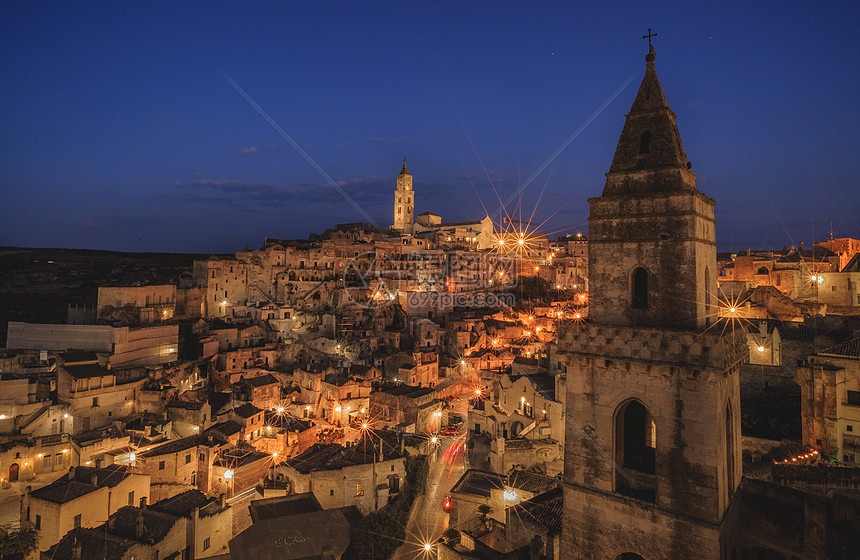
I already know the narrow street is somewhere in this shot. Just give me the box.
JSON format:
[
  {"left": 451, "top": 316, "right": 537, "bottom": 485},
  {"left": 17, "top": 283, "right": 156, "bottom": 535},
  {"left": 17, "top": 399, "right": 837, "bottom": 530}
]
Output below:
[{"left": 392, "top": 405, "right": 469, "bottom": 559}]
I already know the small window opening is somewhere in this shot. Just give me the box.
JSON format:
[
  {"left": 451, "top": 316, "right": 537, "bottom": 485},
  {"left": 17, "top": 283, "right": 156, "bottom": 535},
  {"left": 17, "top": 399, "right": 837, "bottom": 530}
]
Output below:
[
  {"left": 632, "top": 268, "right": 648, "bottom": 310},
  {"left": 639, "top": 131, "right": 651, "bottom": 154}
]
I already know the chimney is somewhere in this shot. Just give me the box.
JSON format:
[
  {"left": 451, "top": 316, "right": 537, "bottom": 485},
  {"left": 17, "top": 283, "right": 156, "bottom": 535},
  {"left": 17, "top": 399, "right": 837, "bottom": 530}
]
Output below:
[
  {"left": 746, "top": 247, "right": 751, "bottom": 256},
  {"left": 135, "top": 513, "right": 144, "bottom": 539},
  {"left": 139, "top": 496, "right": 147, "bottom": 509},
  {"left": 91, "top": 474, "right": 98, "bottom": 486},
  {"left": 68, "top": 466, "right": 76, "bottom": 480},
  {"left": 71, "top": 536, "right": 82, "bottom": 560},
  {"left": 218, "top": 493, "right": 225, "bottom": 509}
]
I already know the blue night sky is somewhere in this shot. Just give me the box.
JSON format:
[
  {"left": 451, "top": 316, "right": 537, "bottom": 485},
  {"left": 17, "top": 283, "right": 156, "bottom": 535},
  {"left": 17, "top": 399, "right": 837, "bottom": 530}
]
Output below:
[{"left": 2, "top": 1, "right": 858, "bottom": 254}]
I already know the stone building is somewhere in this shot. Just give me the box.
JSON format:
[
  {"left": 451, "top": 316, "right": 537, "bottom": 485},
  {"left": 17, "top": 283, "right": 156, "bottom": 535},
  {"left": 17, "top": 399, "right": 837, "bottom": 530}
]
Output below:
[
  {"left": 370, "top": 383, "right": 445, "bottom": 433},
  {"left": 798, "top": 337, "right": 860, "bottom": 465},
  {"left": 555, "top": 45, "right": 746, "bottom": 559},
  {"left": 97, "top": 284, "right": 177, "bottom": 324},
  {"left": 22, "top": 464, "right": 151, "bottom": 552},
  {"left": 6, "top": 322, "right": 179, "bottom": 367},
  {"left": 56, "top": 353, "right": 149, "bottom": 434},
  {"left": 506, "top": 486, "right": 563, "bottom": 560},
  {"left": 44, "top": 489, "right": 232, "bottom": 560},
  {"left": 276, "top": 430, "right": 405, "bottom": 514},
  {"left": 137, "top": 431, "right": 230, "bottom": 499}
]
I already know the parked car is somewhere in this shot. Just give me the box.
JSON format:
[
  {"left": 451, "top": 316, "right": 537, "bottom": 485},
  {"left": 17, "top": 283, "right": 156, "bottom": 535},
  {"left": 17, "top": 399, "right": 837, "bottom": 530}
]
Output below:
[{"left": 441, "top": 425, "right": 459, "bottom": 435}]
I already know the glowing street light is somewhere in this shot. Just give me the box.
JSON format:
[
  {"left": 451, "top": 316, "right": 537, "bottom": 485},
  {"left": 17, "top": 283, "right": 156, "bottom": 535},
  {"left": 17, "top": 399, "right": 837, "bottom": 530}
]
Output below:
[
  {"left": 224, "top": 469, "right": 234, "bottom": 480},
  {"left": 460, "top": 360, "right": 466, "bottom": 366},
  {"left": 277, "top": 407, "right": 284, "bottom": 414},
  {"left": 757, "top": 346, "right": 765, "bottom": 352}
]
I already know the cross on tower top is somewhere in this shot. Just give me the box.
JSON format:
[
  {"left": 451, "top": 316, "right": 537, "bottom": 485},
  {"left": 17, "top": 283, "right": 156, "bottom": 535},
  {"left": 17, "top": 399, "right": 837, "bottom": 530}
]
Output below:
[{"left": 642, "top": 28, "right": 657, "bottom": 45}]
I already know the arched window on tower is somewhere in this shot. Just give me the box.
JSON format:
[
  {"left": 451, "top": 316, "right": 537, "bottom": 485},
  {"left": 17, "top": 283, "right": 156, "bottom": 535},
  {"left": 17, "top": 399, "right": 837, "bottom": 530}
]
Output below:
[
  {"left": 756, "top": 267, "right": 769, "bottom": 275},
  {"left": 615, "top": 399, "right": 656, "bottom": 501},
  {"left": 639, "top": 131, "right": 651, "bottom": 154},
  {"left": 704, "top": 266, "right": 711, "bottom": 327},
  {"left": 632, "top": 267, "right": 648, "bottom": 309},
  {"left": 726, "top": 403, "right": 735, "bottom": 496}
]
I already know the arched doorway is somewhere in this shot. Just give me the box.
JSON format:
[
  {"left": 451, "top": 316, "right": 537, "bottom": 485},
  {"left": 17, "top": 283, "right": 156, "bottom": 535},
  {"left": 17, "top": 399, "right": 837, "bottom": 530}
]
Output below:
[
  {"left": 511, "top": 421, "right": 524, "bottom": 437},
  {"left": 9, "top": 463, "right": 20, "bottom": 482}
]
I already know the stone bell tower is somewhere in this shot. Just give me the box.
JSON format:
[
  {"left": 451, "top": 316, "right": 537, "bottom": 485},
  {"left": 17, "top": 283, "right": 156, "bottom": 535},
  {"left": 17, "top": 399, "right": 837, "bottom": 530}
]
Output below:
[
  {"left": 392, "top": 158, "right": 414, "bottom": 233},
  {"left": 557, "top": 44, "right": 745, "bottom": 560}
]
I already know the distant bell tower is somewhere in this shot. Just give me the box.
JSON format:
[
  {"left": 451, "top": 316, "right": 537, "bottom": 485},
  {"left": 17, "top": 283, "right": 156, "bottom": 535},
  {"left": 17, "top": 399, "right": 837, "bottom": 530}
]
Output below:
[
  {"left": 393, "top": 158, "right": 414, "bottom": 234},
  {"left": 557, "top": 42, "right": 745, "bottom": 560}
]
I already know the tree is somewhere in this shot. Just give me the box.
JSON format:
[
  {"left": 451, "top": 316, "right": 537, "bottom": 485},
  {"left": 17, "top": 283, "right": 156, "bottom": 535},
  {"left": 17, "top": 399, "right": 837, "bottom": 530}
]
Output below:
[
  {"left": 342, "top": 507, "right": 408, "bottom": 560},
  {"left": 404, "top": 454, "right": 429, "bottom": 503},
  {"left": 477, "top": 504, "right": 493, "bottom": 523},
  {"left": 0, "top": 528, "right": 38, "bottom": 558}
]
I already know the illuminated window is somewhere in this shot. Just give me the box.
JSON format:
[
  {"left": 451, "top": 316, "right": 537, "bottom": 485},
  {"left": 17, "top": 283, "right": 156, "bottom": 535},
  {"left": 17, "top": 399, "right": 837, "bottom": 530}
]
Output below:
[{"left": 356, "top": 483, "right": 364, "bottom": 496}]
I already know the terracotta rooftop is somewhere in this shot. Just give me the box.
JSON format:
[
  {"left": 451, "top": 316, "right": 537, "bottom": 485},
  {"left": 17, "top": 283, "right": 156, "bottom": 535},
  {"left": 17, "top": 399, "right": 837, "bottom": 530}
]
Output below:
[
  {"left": 819, "top": 337, "right": 860, "bottom": 360},
  {"left": 285, "top": 430, "right": 403, "bottom": 474},
  {"left": 232, "top": 402, "right": 263, "bottom": 418},
  {"left": 64, "top": 363, "right": 111, "bottom": 379},
  {"left": 508, "top": 486, "right": 563, "bottom": 534},
  {"left": 29, "top": 465, "right": 135, "bottom": 504}
]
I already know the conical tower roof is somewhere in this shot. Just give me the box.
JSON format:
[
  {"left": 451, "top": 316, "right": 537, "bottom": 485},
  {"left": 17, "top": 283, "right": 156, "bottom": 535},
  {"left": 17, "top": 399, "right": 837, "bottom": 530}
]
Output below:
[
  {"left": 399, "top": 157, "right": 410, "bottom": 176},
  {"left": 602, "top": 45, "right": 697, "bottom": 196}
]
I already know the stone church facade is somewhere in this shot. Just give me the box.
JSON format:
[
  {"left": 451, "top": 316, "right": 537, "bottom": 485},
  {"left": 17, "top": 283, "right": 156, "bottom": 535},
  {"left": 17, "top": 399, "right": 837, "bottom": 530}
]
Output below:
[{"left": 556, "top": 45, "right": 746, "bottom": 559}]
